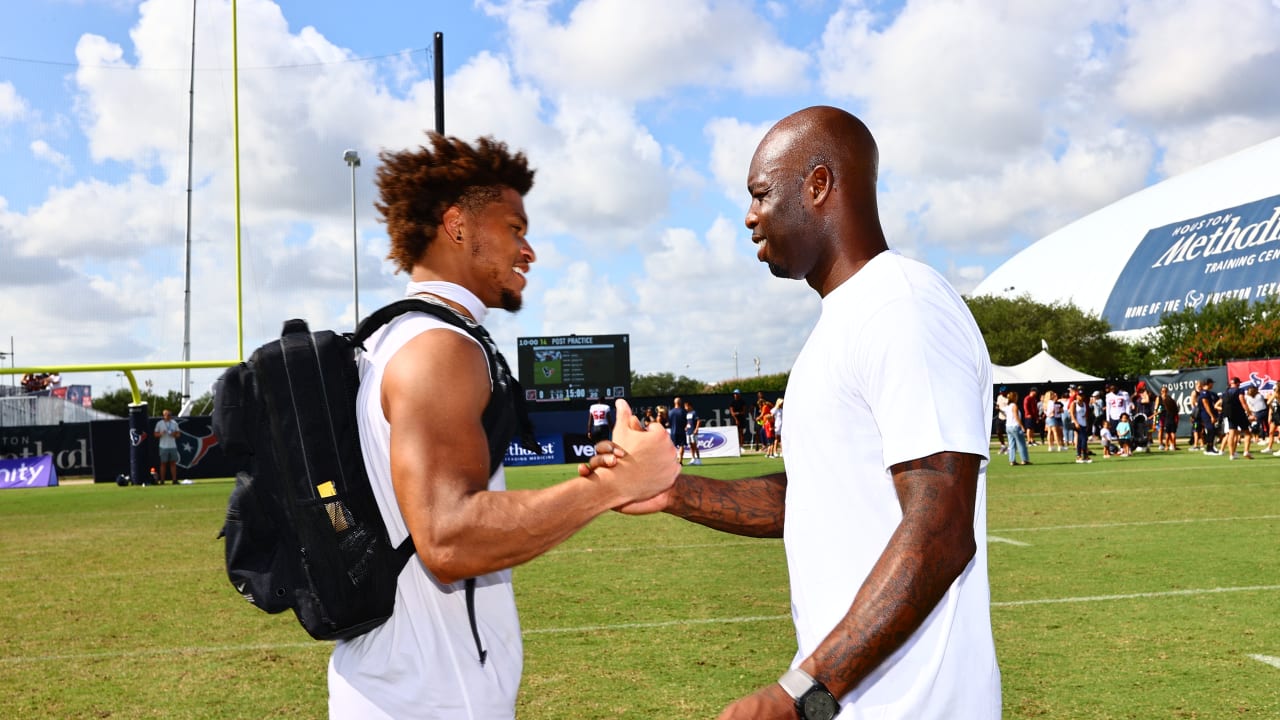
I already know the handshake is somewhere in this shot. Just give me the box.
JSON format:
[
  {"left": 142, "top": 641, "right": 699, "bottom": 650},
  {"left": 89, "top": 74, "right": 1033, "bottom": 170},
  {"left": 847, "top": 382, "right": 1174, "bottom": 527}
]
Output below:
[{"left": 577, "top": 399, "right": 680, "bottom": 515}]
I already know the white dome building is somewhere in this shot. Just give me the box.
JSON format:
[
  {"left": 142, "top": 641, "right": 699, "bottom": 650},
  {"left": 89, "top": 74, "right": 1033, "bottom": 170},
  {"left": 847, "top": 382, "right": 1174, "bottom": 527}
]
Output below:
[{"left": 974, "top": 136, "right": 1280, "bottom": 334}]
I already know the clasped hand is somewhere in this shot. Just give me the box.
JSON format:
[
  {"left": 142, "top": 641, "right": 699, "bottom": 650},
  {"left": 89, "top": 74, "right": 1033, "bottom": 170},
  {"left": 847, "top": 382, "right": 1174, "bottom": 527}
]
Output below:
[{"left": 580, "top": 399, "right": 679, "bottom": 508}]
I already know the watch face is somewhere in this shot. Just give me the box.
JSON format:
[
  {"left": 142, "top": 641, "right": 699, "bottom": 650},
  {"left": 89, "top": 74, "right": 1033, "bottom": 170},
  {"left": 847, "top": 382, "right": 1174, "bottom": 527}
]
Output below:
[{"left": 802, "top": 689, "right": 839, "bottom": 720}]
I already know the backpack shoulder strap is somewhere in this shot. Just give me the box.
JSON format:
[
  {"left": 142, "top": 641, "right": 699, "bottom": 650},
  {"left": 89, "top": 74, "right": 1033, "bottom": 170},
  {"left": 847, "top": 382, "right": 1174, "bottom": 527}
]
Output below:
[
  {"left": 351, "top": 297, "right": 493, "bottom": 351},
  {"left": 350, "top": 297, "right": 540, "bottom": 455},
  {"left": 350, "top": 298, "right": 447, "bottom": 346}
]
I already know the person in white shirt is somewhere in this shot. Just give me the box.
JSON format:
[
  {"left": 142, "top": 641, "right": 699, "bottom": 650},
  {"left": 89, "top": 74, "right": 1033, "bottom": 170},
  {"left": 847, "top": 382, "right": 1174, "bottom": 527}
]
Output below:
[
  {"left": 586, "top": 397, "right": 611, "bottom": 442},
  {"left": 1105, "top": 384, "right": 1132, "bottom": 426},
  {"left": 1244, "top": 384, "right": 1267, "bottom": 455},
  {"left": 328, "top": 133, "right": 678, "bottom": 720},
  {"left": 591, "top": 106, "right": 999, "bottom": 719}
]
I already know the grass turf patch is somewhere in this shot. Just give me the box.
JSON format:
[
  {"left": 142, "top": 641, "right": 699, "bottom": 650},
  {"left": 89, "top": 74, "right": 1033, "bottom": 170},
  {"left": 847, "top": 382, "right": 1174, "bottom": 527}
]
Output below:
[{"left": 0, "top": 450, "right": 1275, "bottom": 717}]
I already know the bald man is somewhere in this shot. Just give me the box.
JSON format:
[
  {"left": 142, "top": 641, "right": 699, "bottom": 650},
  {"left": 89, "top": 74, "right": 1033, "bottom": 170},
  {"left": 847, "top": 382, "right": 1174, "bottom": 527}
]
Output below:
[{"left": 595, "top": 106, "right": 1000, "bottom": 718}]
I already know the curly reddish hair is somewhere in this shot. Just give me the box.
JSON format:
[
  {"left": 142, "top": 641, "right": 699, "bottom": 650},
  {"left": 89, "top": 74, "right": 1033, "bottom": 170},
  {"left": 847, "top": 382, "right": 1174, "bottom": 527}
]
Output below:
[{"left": 376, "top": 133, "right": 535, "bottom": 273}]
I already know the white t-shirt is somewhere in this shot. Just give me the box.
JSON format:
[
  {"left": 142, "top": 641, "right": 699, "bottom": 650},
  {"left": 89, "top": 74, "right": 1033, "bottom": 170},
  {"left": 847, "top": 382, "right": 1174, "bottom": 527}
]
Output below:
[
  {"left": 1246, "top": 391, "right": 1267, "bottom": 416},
  {"left": 1106, "top": 391, "right": 1131, "bottom": 421},
  {"left": 782, "top": 251, "right": 1000, "bottom": 718},
  {"left": 329, "top": 291, "right": 522, "bottom": 720}
]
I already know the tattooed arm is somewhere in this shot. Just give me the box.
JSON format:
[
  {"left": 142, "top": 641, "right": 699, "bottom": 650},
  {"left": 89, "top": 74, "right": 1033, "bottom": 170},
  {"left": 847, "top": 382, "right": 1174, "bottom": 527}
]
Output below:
[
  {"left": 587, "top": 434, "right": 787, "bottom": 537},
  {"left": 714, "top": 450, "right": 981, "bottom": 719},
  {"left": 670, "top": 471, "right": 787, "bottom": 537},
  {"left": 613, "top": 470, "right": 787, "bottom": 538}
]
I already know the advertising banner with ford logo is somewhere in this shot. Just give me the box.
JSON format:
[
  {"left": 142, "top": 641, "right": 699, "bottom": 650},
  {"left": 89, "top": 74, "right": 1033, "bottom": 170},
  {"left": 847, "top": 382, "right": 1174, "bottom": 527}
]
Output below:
[
  {"left": 687, "top": 426, "right": 741, "bottom": 458},
  {"left": 505, "top": 426, "right": 744, "bottom": 467},
  {"left": 1102, "top": 193, "right": 1280, "bottom": 331}
]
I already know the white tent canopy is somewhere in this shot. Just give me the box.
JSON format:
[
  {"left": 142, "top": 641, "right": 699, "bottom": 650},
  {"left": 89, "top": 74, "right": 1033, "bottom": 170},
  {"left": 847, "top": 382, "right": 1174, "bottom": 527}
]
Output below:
[{"left": 993, "top": 350, "right": 1102, "bottom": 386}]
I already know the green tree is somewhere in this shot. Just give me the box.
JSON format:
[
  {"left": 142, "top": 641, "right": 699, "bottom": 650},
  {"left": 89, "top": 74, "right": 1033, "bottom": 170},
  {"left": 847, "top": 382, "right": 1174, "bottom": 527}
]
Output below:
[
  {"left": 92, "top": 387, "right": 196, "bottom": 418},
  {"left": 704, "top": 373, "right": 789, "bottom": 394},
  {"left": 1107, "top": 339, "right": 1161, "bottom": 379},
  {"left": 629, "top": 371, "right": 706, "bottom": 397},
  {"left": 1149, "top": 295, "right": 1280, "bottom": 368},
  {"left": 965, "top": 294, "right": 1134, "bottom": 378}
]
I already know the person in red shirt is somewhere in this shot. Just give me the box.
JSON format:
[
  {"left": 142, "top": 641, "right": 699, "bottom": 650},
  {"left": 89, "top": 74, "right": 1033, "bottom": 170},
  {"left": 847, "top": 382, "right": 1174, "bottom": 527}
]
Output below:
[{"left": 1022, "top": 388, "right": 1042, "bottom": 446}]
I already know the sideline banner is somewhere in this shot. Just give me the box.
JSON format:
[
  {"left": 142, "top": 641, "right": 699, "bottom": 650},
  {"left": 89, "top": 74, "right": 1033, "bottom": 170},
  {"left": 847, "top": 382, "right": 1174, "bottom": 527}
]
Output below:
[
  {"left": 504, "top": 434, "right": 564, "bottom": 467},
  {"left": 1226, "top": 358, "right": 1280, "bottom": 390},
  {"left": 690, "top": 426, "right": 741, "bottom": 458},
  {"left": 1103, "top": 193, "right": 1280, "bottom": 331},
  {"left": 506, "top": 425, "right": 745, "bottom": 467},
  {"left": 1, "top": 423, "right": 92, "bottom": 476},
  {"left": 0, "top": 454, "right": 58, "bottom": 489},
  {"left": 1140, "top": 367, "right": 1228, "bottom": 436},
  {"left": 89, "top": 416, "right": 237, "bottom": 483}
]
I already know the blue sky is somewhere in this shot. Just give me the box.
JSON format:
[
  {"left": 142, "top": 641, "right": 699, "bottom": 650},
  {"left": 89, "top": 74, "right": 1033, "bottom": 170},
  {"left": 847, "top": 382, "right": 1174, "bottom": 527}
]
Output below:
[{"left": 2, "top": 0, "right": 1279, "bottom": 402}]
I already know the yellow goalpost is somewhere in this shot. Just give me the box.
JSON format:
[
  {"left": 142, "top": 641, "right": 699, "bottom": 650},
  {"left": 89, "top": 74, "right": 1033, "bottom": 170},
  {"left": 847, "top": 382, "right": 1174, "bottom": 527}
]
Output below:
[{"left": 1, "top": 0, "right": 248, "bottom": 407}]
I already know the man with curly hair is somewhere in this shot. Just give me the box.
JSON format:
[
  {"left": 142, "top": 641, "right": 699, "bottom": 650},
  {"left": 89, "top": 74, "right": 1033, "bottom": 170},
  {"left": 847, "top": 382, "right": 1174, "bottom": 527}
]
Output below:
[{"left": 327, "top": 133, "right": 678, "bottom": 719}]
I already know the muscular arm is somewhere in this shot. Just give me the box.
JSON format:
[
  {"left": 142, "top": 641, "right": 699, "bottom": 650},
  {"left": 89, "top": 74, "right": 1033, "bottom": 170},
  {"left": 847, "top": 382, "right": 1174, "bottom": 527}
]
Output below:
[
  {"left": 384, "top": 329, "right": 677, "bottom": 584},
  {"left": 802, "top": 451, "right": 980, "bottom": 698}
]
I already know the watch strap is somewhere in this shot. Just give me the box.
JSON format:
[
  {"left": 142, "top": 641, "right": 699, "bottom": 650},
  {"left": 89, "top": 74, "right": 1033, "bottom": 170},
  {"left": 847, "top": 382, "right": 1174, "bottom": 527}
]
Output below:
[{"left": 778, "top": 667, "right": 817, "bottom": 700}]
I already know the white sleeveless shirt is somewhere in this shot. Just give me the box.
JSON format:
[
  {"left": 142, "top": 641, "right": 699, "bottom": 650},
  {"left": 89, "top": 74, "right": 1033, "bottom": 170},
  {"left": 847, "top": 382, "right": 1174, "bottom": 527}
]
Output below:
[{"left": 328, "top": 282, "right": 522, "bottom": 720}]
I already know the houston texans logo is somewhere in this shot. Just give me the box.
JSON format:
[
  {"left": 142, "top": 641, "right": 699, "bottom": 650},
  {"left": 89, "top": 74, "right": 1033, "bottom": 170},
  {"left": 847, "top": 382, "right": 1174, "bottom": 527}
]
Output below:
[
  {"left": 129, "top": 429, "right": 147, "bottom": 447},
  {"left": 177, "top": 426, "right": 219, "bottom": 468},
  {"left": 541, "top": 366, "right": 554, "bottom": 378},
  {"left": 1184, "top": 289, "right": 1205, "bottom": 310},
  {"left": 1248, "top": 372, "right": 1276, "bottom": 392}
]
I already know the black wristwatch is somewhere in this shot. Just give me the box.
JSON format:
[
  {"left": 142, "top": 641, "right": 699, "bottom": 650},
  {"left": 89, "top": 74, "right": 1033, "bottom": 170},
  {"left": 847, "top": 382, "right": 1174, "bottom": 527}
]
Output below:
[{"left": 778, "top": 667, "right": 839, "bottom": 720}]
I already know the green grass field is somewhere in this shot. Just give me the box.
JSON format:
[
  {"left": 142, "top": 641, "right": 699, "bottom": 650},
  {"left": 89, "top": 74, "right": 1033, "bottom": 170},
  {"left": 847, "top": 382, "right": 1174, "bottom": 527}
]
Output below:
[{"left": 1, "top": 447, "right": 1277, "bottom": 718}]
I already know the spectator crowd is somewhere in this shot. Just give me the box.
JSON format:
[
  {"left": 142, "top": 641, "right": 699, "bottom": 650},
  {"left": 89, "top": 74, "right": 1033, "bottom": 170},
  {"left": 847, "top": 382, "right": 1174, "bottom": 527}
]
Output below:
[{"left": 994, "top": 378, "right": 1279, "bottom": 465}]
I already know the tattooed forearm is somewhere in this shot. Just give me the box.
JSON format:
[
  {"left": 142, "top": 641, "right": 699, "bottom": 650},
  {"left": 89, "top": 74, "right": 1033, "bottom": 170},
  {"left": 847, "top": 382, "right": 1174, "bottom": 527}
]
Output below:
[
  {"left": 803, "top": 452, "right": 981, "bottom": 697},
  {"left": 670, "top": 472, "right": 786, "bottom": 538}
]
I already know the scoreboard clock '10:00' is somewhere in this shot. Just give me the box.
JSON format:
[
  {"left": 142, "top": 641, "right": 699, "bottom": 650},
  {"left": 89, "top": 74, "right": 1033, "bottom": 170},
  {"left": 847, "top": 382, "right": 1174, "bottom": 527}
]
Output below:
[{"left": 515, "top": 334, "right": 631, "bottom": 403}]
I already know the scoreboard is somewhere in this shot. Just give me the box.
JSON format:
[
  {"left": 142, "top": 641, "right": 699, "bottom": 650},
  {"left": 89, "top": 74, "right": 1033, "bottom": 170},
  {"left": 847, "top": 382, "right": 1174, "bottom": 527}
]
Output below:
[{"left": 516, "top": 334, "right": 630, "bottom": 403}]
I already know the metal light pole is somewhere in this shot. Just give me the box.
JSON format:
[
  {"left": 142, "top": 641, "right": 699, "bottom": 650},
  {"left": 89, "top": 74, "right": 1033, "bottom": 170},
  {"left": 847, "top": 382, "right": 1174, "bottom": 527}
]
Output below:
[{"left": 343, "top": 149, "right": 361, "bottom": 324}]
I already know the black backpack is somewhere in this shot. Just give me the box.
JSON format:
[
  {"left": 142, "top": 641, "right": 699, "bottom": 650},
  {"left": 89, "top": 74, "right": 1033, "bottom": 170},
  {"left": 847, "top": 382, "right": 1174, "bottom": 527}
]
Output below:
[{"left": 213, "top": 297, "right": 538, "bottom": 655}]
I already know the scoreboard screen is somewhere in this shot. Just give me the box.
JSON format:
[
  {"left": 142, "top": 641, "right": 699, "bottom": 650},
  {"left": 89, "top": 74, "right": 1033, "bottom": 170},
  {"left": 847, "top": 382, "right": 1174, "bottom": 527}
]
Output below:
[{"left": 516, "top": 334, "right": 630, "bottom": 403}]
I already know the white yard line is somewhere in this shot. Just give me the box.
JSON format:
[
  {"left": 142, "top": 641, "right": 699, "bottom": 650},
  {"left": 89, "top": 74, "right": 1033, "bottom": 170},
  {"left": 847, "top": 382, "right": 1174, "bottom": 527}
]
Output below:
[
  {"left": 1248, "top": 654, "right": 1280, "bottom": 670},
  {"left": 4, "top": 585, "right": 1277, "bottom": 665},
  {"left": 1001, "top": 479, "right": 1280, "bottom": 498},
  {"left": 987, "top": 536, "right": 1031, "bottom": 546},
  {"left": 992, "top": 585, "right": 1280, "bottom": 608},
  {"left": 992, "top": 514, "right": 1280, "bottom": 533}
]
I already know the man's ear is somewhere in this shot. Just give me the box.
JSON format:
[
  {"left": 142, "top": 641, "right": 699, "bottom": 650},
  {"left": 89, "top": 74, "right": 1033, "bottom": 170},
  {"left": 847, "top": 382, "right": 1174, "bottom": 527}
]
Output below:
[
  {"left": 442, "top": 205, "right": 465, "bottom": 242},
  {"left": 808, "top": 164, "right": 832, "bottom": 206}
]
